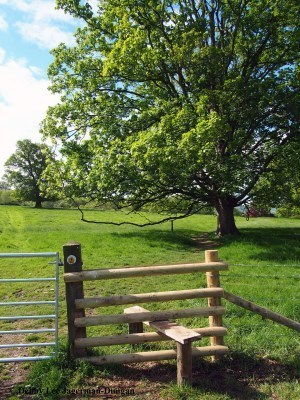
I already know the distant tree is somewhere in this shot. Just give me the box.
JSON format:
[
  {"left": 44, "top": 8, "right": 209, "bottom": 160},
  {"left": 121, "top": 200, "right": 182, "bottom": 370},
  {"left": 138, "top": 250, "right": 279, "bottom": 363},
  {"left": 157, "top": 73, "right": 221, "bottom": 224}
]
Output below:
[
  {"left": 42, "top": 0, "right": 300, "bottom": 235},
  {"left": 276, "top": 192, "right": 300, "bottom": 218},
  {"left": 0, "top": 180, "right": 10, "bottom": 190},
  {"left": 4, "top": 139, "right": 52, "bottom": 208}
]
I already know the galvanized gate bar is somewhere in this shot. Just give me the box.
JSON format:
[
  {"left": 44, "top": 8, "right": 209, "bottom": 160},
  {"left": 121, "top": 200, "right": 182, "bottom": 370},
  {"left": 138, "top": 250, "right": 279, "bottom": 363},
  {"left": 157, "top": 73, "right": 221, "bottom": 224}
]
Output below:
[
  {"left": 1, "top": 356, "right": 53, "bottom": 363},
  {"left": 0, "top": 301, "right": 56, "bottom": 306},
  {"left": 0, "top": 278, "right": 56, "bottom": 282},
  {"left": 0, "top": 252, "right": 58, "bottom": 258},
  {"left": 0, "top": 252, "right": 60, "bottom": 363},
  {"left": 0, "top": 329, "right": 55, "bottom": 334},
  {"left": 0, "top": 315, "right": 56, "bottom": 320},
  {"left": 0, "top": 343, "right": 56, "bottom": 349}
]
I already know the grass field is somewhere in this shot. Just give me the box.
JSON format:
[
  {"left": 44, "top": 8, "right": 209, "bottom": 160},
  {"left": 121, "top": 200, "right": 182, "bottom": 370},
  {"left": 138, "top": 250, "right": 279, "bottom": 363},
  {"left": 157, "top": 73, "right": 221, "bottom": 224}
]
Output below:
[{"left": 0, "top": 205, "right": 300, "bottom": 399}]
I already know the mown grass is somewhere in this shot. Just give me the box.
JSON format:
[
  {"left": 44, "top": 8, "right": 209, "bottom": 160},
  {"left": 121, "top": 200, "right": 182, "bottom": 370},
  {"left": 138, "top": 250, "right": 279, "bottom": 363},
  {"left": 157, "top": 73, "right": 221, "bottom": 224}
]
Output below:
[{"left": 0, "top": 205, "right": 300, "bottom": 399}]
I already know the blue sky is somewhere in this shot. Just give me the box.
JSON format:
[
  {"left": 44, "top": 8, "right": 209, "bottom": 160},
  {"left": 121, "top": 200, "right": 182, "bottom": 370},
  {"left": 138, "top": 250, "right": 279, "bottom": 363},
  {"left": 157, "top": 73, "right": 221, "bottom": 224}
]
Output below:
[{"left": 0, "top": 0, "right": 96, "bottom": 178}]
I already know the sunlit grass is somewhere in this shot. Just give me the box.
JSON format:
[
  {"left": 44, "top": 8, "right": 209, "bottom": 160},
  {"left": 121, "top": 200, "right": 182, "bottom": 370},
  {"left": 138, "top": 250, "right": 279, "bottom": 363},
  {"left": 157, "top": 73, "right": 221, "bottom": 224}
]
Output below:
[{"left": 1, "top": 205, "right": 300, "bottom": 399}]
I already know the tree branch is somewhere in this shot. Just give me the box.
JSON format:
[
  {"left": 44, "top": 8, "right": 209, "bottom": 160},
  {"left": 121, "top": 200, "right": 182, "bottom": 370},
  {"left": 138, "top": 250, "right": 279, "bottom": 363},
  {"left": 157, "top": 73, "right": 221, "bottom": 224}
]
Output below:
[{"left": 76, "top": 202, "right": 203, "bottom": 227}]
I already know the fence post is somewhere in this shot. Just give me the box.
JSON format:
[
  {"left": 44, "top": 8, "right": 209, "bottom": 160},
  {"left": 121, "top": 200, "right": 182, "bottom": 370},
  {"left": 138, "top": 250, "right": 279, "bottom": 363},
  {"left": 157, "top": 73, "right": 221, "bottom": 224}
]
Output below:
[
  {"left": 205, "top": 250, "right": 224, "bottom": 361},
  {"left": 63, "top": 241, "right": 87, "bottom": 358},
  {"left": 124, "top": 307, "right": 143, "bottom": 335},
  {"left": 176, "top": 341, "right": 192, "bottom": 386}
]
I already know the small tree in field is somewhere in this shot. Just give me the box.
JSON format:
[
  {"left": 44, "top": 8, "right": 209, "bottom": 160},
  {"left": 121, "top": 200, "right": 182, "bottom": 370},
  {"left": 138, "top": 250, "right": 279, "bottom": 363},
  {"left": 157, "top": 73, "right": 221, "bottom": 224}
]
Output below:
[
  {"left": 4, "top": 139, "right": 51, "bottom": 208},
  {"left": 42, "top": 0, "right": 300, "bottom": 235}
]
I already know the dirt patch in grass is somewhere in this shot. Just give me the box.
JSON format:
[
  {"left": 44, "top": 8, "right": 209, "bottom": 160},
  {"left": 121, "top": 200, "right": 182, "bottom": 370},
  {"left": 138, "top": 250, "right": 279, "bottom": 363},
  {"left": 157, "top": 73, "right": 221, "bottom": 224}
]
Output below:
[
  {"left": 0, "top": 362, "right": 30, "bottom": 399},
  {"left": 0, "top": 331, "right": 52, "bottom": 399},
  {"left": 191, "top": 233, "right": 220, "bottom": 250},
  {"left": 70, "top": 361, "right": 179, "bottom": 400}
]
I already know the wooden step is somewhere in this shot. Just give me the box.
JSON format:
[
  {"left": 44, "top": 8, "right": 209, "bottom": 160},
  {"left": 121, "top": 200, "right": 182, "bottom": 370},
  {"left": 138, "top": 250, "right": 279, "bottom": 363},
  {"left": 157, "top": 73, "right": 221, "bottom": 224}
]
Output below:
[{"left": 124, "top": 305, "right": 201, "bottom": 344}]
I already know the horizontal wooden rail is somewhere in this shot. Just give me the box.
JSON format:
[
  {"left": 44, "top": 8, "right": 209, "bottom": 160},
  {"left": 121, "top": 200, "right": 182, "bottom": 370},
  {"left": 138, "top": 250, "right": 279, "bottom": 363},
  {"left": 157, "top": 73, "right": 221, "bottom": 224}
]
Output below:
[
  {"left": 78, "top": 345, "right": 228, "bottom": 365},
  {"left": 75, "top": 327, "right": 227, "bottom": 348},
  {"left": 75, "top": 288, "right": 224, "bottom": 309},
  {"left": 224, "top": 291, "right": 300, "bottom": 332},
  {"left": 75, "top": 306, "right": 225, "bottom": 327},
  {"left": 64, "top": 262, "right": 228, "bottom": 283}
]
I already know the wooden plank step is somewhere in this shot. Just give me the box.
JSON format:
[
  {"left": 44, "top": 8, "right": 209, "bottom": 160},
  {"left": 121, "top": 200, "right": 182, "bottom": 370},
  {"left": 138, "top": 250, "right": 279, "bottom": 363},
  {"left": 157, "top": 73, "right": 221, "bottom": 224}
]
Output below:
[{"left": 124, "top": 306, "right": 201, "bottom": 344}]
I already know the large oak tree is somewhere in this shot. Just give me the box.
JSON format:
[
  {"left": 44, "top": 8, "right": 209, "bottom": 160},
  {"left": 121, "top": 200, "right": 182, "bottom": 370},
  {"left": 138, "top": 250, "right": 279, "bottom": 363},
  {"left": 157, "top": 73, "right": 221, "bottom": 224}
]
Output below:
[{"left": 42, "top": 0, "right": 300, "bottom": 235}]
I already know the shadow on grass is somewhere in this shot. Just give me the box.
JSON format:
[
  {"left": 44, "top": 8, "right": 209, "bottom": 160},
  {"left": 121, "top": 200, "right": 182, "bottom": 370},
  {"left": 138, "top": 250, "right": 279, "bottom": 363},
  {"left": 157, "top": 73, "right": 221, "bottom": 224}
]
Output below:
[
  {"left": 192, "top": 351, "right": 300, "bottom": 399},
  {"left": 111, "top": 229, "right": 220, "bottom": 252},
  {"left": 221, "top": 227, "right": 300, "bottom": 263},
  {"left": 93, "top": 352, "right": 300, "bottom": 400},
  {"left": 112, "top": 225, "right": 300, "bottom": 263}
]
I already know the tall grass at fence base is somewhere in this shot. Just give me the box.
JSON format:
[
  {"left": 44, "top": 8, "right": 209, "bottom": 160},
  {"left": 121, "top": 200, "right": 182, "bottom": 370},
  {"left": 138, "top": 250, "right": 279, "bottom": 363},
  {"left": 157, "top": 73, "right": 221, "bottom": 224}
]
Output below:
[{"left": 13, "top": 342, "right": 97, "bottom": 400}]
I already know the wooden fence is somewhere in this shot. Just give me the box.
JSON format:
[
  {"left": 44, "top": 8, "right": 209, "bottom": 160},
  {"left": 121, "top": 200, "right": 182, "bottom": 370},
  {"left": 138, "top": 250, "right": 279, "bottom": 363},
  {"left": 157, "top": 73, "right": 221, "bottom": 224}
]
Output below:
[{"left": 63, "top": 242, "right": 229, "bottom": 386}]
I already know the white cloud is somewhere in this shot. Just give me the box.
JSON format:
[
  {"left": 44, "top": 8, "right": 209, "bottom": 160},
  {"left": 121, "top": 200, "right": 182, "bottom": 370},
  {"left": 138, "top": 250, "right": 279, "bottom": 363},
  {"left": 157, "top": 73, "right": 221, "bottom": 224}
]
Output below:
[
  {"left": 1, "top": 0, "right": 74, "bottom": 22},
  {"left": 0, "top": 1, "right": 80, "bottom": 176},
  {"left": 0, "top": 54, "right": 59, "bottom": 177},
  {"left": 16, "top": 21, "right": 75, "bottom": 49},
  {"left": 2, "top": 0, "right": 77, "bottom": 49},
  {"left": 0, "top": 15, "right": 8, "bottom": 31},
  {"left": 12, "top": 0, "right": 78, "bottom": 26},
  {"left": 0, "top": 47, "right": 5, "bottom": 63}
]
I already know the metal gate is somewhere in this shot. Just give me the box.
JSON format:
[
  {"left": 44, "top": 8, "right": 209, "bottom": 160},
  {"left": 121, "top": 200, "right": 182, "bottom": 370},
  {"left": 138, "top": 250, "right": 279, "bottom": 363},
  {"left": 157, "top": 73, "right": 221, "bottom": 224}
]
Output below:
[{"left": 0, "top": 252, "right": 59, "bottom": 362}]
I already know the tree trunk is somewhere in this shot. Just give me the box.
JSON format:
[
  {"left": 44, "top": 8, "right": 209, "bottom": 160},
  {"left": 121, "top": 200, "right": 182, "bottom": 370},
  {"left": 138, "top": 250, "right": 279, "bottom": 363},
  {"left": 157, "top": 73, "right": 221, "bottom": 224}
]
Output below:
[
  {"left": 34, "top": 186, "right": 43, "bottom": 208},
  {"left": 215, "top": 199, "right": 239, "bottom": 236},
  {"left": 34, "top": 197, "right": 43, "bottom": 208}
]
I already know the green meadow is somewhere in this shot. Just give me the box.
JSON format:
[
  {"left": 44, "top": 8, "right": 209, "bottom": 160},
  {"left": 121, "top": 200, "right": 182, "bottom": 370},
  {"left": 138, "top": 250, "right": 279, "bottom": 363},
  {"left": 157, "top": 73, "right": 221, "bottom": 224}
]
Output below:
[{"left": 0, "top": 205, "right": 300, "bottom": 399}]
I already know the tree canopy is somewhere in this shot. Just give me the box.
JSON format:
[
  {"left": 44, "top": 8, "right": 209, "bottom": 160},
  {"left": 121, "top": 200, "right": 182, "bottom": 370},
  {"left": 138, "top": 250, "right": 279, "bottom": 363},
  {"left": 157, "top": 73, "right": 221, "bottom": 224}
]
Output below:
[
  {"left": 42, "top": 0, "right": 300, "bottom": 235},
  {"left": 4, "top": 139, "right": 52, "bottom": 208}
]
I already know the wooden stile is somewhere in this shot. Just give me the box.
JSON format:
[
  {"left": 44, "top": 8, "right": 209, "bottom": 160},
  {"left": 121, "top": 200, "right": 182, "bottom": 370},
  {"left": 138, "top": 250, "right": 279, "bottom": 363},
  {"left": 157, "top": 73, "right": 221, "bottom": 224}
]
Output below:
[{"left": 63, "top": 242, "right": 229, "bottom": 386}]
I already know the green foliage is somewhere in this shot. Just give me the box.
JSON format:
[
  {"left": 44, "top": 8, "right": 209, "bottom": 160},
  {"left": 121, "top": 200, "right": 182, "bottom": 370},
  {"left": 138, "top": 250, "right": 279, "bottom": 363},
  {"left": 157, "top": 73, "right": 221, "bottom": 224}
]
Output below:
[
  {"left": 42, "top": 0, "right": 300, "bottom": 235},
  {"left": 145, "top": 195, "right": 215, "bottom": 215},
  {"left": 276, "top": 204, "right": 300, "bottom": 218},
  {"left": 0, "top": 190, "right": 19, "bottom": 205},
  {"left": 249, "top": 143, "right": 300, "bottom": 212},
  {"left": 3, "top": 140, "right": 55, "bottom": 208}
]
